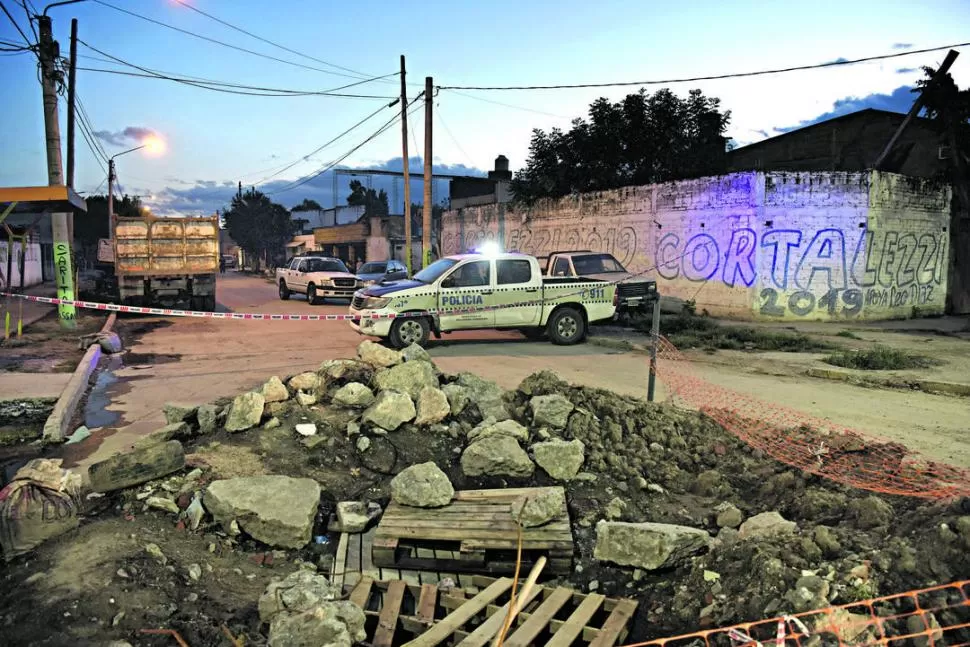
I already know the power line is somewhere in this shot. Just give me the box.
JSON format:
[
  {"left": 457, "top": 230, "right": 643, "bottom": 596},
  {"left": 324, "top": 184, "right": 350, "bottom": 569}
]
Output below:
[
  {"left": 75, "top": 94, "right": 109, "bottom": 162},
  {"left": 170, "top": 0, "right": 372, "bottom": 80},
  {"left": 91, "top": 0, "right": 385, "bottom": 82},
  {"left": 18, "top": 0, "right": 35, "bottom": 41},
  {"left": 439, "top": 41, "right": 970, "bottom": 91},
  {"left": 442, "top": 88, "right": 570, "bottom": 119},
  {"left": 436, "top": 102, "right": 476, "bottom": 168},
  {"left": 0, "top": 0, "right": 32, "bottom": 46},
  {"left": 268, "top": 96, "right": 423, "bottom": 196},
  {"left": 77, "top": 40, "right": 398, "bottom": 99}
]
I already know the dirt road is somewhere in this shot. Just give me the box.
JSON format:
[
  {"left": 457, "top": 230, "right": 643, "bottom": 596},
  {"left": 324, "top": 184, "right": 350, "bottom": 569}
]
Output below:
[{"left": 61, "top": 272, "right": 970, "bottom": 473}]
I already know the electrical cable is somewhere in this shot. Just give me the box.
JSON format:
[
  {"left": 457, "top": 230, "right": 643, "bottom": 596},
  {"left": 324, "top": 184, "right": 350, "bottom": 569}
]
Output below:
[
  {"left": 75, "top": 93, "right": 109, "bottom": 161},
  {"left": 170, "top": 0, "right": 372, "bottom": 79},
  {"left": 0, "top": 0, "right": 32, "bottom": 46},
  {"left": 267, "top": 96, "right": 423, "bottom": 196},
  {"left": 436, "top": 101, "right": 476, "bottom": 168},
  {"left": 441, "top": 88, "right": 570, "bottom": 119},
  {"left": 77, "top": 38, "right": 395, "bottom": 99},
  {"left": 18, "top": 0, "right": 35, "bottom": 41},
  {"left": 91, "top": 0, "right": 386, "bottom": 81},
  {"left": 438, "top": 41, "right": 970, "bottom": 90}
]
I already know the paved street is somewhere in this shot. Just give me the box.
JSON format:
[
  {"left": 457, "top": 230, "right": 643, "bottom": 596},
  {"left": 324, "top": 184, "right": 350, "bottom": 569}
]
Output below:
[{"left": 63, "top": 271, "right": 652, "bottom": 472}]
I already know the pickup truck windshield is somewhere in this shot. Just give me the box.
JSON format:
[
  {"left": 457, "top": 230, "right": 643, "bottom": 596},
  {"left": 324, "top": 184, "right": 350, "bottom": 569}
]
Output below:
[
  {"left": 306, "top": 259, "right": 348, "bottom": 273},
  {"left": 573, "top": 254, "right": 626, "bottom": 274},
  {"left": 359, "top": 262, "right": 386, "bottom": 273},
  {"left": 413, "top": 258, "right": 458, "bottom": 283}
]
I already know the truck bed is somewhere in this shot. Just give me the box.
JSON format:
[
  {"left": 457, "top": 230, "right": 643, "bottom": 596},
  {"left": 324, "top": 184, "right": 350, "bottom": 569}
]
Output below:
[{"left": 115, "top": 216, "right": 219, "bottom": 276}]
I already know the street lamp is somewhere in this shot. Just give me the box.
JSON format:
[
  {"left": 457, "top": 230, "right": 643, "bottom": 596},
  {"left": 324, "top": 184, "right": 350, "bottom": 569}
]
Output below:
[{"left": 107, "top": 137, "right": 164, "bottom": 240}]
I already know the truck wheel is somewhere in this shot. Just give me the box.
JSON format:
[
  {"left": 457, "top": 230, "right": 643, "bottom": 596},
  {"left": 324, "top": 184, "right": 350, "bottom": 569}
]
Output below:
[
  {"left": 279, "top": 280, "right": 290, "bottom": 301},
  {"left": 548, "top": 307, "right": 586, "bottom": 345},
  {"left": 307, "top": 283, "right": 319, "bottom": 305},
  {"left": 390, "top": 316, "right": 429, "bottom": 349},
  {"left": 202, "top": 295, "right": 216, "bottom": 312}
]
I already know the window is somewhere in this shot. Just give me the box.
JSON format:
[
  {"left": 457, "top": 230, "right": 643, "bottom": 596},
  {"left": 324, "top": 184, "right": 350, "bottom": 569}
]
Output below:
[
  {"left": 572, "top": 254, "right": 626, "bottom": 274},
  {"left": 497, "top": 259, "right": 532, "bottom": 285},
  {"left": 414, "top": 258, "right": 458, "bottom": 284},
  {"left": 307, "top": 258, "right": 348, "bottom": 273},
  {"left": 552, "top": 258, "right": 571, "bottom": 276},
  {"left": 288, "top": 258, "right": 301, "bottom": 270},
  {"left": 447, "top": 261, "right": 490, "bottom": 288},
  {"left": 359, "top": 262, "right": 387, "bottom": 274},
  {"left": 297, "top": 259, "right": 308, "bottom": 272}
]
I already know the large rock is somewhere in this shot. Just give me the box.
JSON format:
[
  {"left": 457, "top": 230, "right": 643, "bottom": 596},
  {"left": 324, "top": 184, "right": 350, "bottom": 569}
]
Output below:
[
  {"left": 332, "top": 383, "right": 375, "bottom": 408},
  {"left": 415, "top": 387, "right": 450, "bottom": 426},
  {"left": 267, "top": 601, "right": 366, "bottom": 647},
  {"left": 225, "top": 392, "right": 265, "bottom": 432},
  {"left": 361, "top": 391, "right": 415, "bottom": 431},
  {"left": 468, "top": 419, "right": 529, "bottom": 443},
  {"left": 133, "top": 422, "right": 191, "bottom": 449},
  {"left": 510, "top": 488, "right": 566, "bottom": 527},
  {"left": 594, "top": 521, "right": 712, "bottom": 570},
  {"left": 261, "top": 376, "right": 290, "bottom": 403},
  {"left": 531, "top": 439, "right": 585, "bottom": 480},
  {"left": 318, "top": 359, "right": 374, "bottom": 384},
  {"left": 457, "top": 373, "right": 510, "bottom": 421},
  {"left": 442, "top": 384, "right": 471, "bottom": 416},
  {"left": 390, "top": 462, "right": 454, "bottom": 508},
  {"left": 88, "top": 441, "right": 185, "bottom": 493},
  {"left": 461, "top": 435, "right": 534, "bottom": 478},
  {"left": 401, "top": 343, "right": 433, "bottom": 364},
  {"left": 197, "top": 404, "right": 218, "bottom": 434},
  {"left": 374, "top": 361, "right": 437, "bottom": 400},
  {"left": 357, "top": 341, "right": 402, "bottom": 368},
  {"left": 204, "top": 475, "right": 321, "bottom": 548},
  {"left": 289, "top": 372, "right": 322, "bottom": 393},
  {"left": 739, "top": 511, "right": 797, "bottom": 539},
  {"left": 529, "top": 394, "right": 574, "bottom": 429},
  {"left": 163, "top": 403, "right": 197, "bottom": 425},
  {"left": 259, "top": 570, "right": 340, "bottom": 622}
]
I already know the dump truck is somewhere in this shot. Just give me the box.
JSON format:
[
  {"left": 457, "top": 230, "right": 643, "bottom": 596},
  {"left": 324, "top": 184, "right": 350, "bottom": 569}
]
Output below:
[{"left": 113, "top": 213, "right": 219, "bottom": 311}]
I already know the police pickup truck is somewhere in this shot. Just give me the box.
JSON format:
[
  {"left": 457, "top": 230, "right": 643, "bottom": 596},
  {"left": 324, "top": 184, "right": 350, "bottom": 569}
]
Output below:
[{"left": 349, "top": 252, "right": 617, "bottom": 348}]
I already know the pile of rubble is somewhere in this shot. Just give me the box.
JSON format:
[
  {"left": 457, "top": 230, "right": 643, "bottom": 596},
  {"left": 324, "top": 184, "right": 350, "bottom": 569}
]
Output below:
[{"left": 5, "top": 339, "right": 970, "bottom": 645}]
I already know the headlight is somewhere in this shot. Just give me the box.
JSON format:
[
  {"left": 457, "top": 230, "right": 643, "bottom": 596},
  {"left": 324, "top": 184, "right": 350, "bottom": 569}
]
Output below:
[
  {"left": 362, "top": 280, "right": 376, "bottom": 287},
  {"left": 363, "top": 296, "right": 391, "bottom": 309}
]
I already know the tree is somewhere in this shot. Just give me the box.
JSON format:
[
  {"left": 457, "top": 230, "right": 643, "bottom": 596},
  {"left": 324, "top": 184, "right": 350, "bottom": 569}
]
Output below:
[
  {"left": 223, "top": 188, "right": 298, "bottom": 271},
  {"left": 510, "top": 88, "right": 731, "bottom": 204},
  {"left": 76, "top": 194, "right": 144, "bottom": 265},
  {"left": 347, "top": 179, "right": 389, "bottom": 217},
  {"left": 916, "top": 65, "right": 970, "bottom": 208},
  {"left": 291, "top": 198, "right": 323, "bottom": 212}
]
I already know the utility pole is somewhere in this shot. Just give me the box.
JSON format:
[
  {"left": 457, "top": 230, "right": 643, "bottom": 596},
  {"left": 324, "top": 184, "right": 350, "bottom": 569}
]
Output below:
[
  {"left": 37, "top": 12, "right": 76, "bottom": 328},
  {"left": 238, "top": 181, "right": 242, "bottom": 201},
  {"left": 107, "top": 158, "right": 115, "bottom": 241},
  {"left": 66, "top": 18, "right": 77, "bottom": 190},
  {"left": 422, "top": 77, "right": 433, "bottom": 269},
  {"left": 400, "top": 55, "right": 412, "bottom": 275}
]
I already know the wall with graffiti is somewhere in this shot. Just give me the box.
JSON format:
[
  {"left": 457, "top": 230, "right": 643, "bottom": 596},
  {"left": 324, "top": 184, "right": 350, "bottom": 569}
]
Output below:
[
  {"left": 0, "top": 241, "right": 43, "bottom": 289},
  {"left": 440, "top": 171, "right": 951, "bottom": 320}
]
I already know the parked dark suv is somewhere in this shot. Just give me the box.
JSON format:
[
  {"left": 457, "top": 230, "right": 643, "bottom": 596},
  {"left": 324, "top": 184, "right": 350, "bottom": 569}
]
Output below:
[{"left": 356, "top": 260, "right": 408, "bottom": 286}]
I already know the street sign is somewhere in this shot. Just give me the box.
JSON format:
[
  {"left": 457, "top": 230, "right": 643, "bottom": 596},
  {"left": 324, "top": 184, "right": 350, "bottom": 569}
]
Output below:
[{"left": 97, "top": 238, "right": 114, "bottom": 263}]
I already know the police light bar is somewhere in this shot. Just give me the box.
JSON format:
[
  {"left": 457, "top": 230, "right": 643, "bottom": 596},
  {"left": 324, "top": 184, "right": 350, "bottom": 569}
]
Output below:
[{"left": 468, "top": 241, "right": 502, "bottom": 258}]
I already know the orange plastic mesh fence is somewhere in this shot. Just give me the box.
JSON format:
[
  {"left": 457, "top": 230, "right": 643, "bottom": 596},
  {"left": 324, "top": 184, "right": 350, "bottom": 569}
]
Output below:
[
  {"left": 654, "top": 336, "right": 970, "bottom": 500},
  {"left": 622, "top": 580, "right": 970, "bottom": 647}
]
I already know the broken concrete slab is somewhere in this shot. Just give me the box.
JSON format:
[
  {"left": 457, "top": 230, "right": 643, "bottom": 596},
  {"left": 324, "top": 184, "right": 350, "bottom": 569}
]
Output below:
[
  {"left": 594, "top": 520, "right": 712, "bottom": 570},
  {"left": 88, "top": 441, "right": 186, "bottom": 493},
  {"left": 529, "top": 394, "right": 574, "bottom": 429},
  {"left": 461, "top": 435, "right": 534, "bottom": 478},
  {"left": 531, "top": 438, "right": 585, "bottom": 480},
  {"left": 374, "top": 360, "right": 437, "bottom": 400},
  {"left": 225, "top": 391, "right": 265, "bottom": 432},
  {"left": 261, "top": 376, "right": 290, "bottom": 403},
  {"left": 511, "top": 488, "right": 566, "bottom": 527},
  {"left": 357, "top": 341, "right": 402, "bottom": 368},
  {"left": 414, "top": 387, "right": 450, "bottom": 426},
  {"left": 361, "top": 391, "right": 415, "bottom": 431},
  {"left": 390, "top": 462, "right": 454, "bottom": 508}
]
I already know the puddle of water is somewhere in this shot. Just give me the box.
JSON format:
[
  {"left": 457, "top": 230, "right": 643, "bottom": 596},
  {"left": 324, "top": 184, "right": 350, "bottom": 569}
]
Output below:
[{"left": 84, "top": 356, "right": 123, "bottom": 429}]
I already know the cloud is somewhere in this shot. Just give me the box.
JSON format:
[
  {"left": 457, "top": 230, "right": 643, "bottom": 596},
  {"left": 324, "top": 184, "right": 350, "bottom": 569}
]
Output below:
[
  {"left": 144, "top": 157, "right": 488, "bottom": 217},
  {"left": 892, "top": 42, "right": 913, "bottom": 50},
  {"left": 896, "top": 67, "right": 918, "bottom": 74},
  {"left": 773, "top": 85, "right": 916, "bottom": 133},
  {"left": 93, "top": 126, "right": 158, "bottom": 148},
  {"left": 750, "top": 129, "right": 770, "bottom": 139}
]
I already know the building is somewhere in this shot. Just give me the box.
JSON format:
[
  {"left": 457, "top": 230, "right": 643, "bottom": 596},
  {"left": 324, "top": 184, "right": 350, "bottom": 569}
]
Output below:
[
  {"left": 442, "top": 170, "right": 952, "bottom": 321},
  {"left": 312, "top": 214, "right": 435, "bottom": 270},
  {"left": 449, "top": 155, "right": 513, "bottom": 209},
  {"left": 291, "top": 205, "right": 365, "bottom": 234},
  {"left": 726, "top": 109, "right": 947, "bottom": 177}
]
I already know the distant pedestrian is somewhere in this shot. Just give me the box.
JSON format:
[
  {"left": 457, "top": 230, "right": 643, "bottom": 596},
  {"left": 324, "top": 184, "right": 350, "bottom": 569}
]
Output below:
[{"left": 219, "top": 256, "right": 226, "bottom": 274}]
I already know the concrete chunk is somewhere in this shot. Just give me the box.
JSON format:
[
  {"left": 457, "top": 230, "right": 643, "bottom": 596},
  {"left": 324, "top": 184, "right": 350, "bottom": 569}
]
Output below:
[{"left": 88, "top": 441, "right": 185, "bottom": 493}]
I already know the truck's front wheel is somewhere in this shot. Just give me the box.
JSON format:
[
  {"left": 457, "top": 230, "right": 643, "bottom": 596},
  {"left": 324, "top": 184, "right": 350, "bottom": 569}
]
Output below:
[
  {"left": 389, "top": 316, "right": 429, "bottom": 349},
  {"left": 548, "top": 307, "right": 586, "bottom": 345},
  {"left": 279, "top": 280, "right": 290, "bottom": 300}
]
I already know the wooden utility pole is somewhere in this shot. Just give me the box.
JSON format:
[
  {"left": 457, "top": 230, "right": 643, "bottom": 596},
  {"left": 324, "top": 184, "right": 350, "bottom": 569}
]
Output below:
[
  {"left": 400, "top": 55, "right": 412, "bottom": 275},
  {"left": 422, "top": 77, "right": 433, "bottom": 268},
  {"left": 37, "top": 13, "right": 76, "bottom": 328},
  {"left": 874, "top": 49, "right": 959, "bottom": 169},
  {"left": 66, "top": 18, "right": 77, "bottom": 190}
]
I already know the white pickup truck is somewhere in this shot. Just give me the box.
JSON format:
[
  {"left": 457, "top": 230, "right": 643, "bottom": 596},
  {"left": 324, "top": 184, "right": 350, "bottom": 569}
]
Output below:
[
  {"left": 348, "top": 252, "right": 617, "bottom": 348},
  {"left": 277, "top": 255, "right": 363, "bottom": 305},
  {"left": 545, "top": 251, "right": 660, "bottom": 313}
]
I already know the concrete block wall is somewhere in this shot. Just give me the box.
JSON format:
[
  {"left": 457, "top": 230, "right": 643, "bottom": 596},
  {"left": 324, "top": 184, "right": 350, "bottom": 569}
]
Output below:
[
  {"left": 0, "top": 241, "right": 43, "bottom": 289},
  {"left": 440, "top": 170, "right": 951, "bottom": 321}
]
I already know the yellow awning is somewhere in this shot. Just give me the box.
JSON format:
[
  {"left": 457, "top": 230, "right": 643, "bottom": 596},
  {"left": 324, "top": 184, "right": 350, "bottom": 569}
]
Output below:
[{"left": 0, "top": 185, "right": 88, "bottom": 214}]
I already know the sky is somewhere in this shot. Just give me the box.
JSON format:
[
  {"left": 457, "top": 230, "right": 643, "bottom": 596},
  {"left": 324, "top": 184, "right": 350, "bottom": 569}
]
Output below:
[{"left": 1, "top": 0, "right": 969, "bottom": 217}]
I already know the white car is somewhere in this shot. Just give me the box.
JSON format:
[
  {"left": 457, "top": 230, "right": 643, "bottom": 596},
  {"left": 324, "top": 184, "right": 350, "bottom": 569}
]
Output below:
[{"left": 277, "top": 255, "right": 362, "bottom": 304}]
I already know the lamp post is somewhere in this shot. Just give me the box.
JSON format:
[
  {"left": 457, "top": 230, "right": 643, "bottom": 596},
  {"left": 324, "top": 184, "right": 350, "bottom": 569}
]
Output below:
[{"left": 107, "top": 144, "right": 147, "bottom": 241}]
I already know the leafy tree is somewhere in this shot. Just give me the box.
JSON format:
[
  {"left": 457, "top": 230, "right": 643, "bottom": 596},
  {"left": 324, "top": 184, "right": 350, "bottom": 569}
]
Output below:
[
  {"left": 291, "top": 198, "right": 323, "bottom": 212},
  {"left": 223, "top": 188, "right": 298, "bottom": 271},
  {"left": 510, "top": 88, "right": 731, "bottom": 204},
  {"left": 347, "top": 179, "right": 389, "bottom": 217},
  {"left": 916, "top": 66, "right": 970, "bottom": 208}
]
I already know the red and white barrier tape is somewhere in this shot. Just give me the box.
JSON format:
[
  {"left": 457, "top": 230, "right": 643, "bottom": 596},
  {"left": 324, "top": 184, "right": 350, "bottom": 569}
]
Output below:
[{"left": 0, "top": 291, "right": 614, "bottom": 322}]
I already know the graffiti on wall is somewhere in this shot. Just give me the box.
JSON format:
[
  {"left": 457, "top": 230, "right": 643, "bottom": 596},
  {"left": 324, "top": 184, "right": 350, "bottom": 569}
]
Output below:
[{"left": 442, "top": 224, "right": 640, "bottom": 267}]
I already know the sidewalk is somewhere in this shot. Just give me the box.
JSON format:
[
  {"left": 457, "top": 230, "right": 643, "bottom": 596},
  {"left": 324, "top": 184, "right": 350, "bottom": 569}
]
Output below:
[{"left": 1, "top": 282, "right": 58, "bottom": 333}]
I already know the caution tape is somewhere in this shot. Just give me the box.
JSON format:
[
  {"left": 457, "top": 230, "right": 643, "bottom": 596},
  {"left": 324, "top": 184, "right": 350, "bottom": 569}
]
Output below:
[{"left": 0, "top": 291, "right": 616, "bottom": 322}]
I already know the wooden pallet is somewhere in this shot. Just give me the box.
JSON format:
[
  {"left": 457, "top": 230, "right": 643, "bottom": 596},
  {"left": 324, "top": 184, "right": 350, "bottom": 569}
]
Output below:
[
  {"left": 372, "top": 487, "right": 573, "bottom": 576},
  {"left": 346, "top": 575, "right": 637, "bottom": 647}
]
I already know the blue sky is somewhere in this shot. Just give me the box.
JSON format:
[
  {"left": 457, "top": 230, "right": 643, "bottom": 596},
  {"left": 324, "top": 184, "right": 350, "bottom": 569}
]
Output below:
[{"left": 1, "top": 0, "right": 968, "bottom": 216}]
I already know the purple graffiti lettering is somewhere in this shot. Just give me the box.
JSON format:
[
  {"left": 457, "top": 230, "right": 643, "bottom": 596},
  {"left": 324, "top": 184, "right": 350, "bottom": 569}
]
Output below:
[
  {"left": 722, "top": 228, "right": 757, "bottom": 288},
  {"left": 682, "top": 234, "right": 719, "bottom": 282},
  {"left": 656, "top": 233, "right": 680, "bottom": 280},
  {"left": 760, "top": 229, "right": 802, "bottom": 290},
  {"left": 795, "top": 228, "right": 847, "bottom": 291}
]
